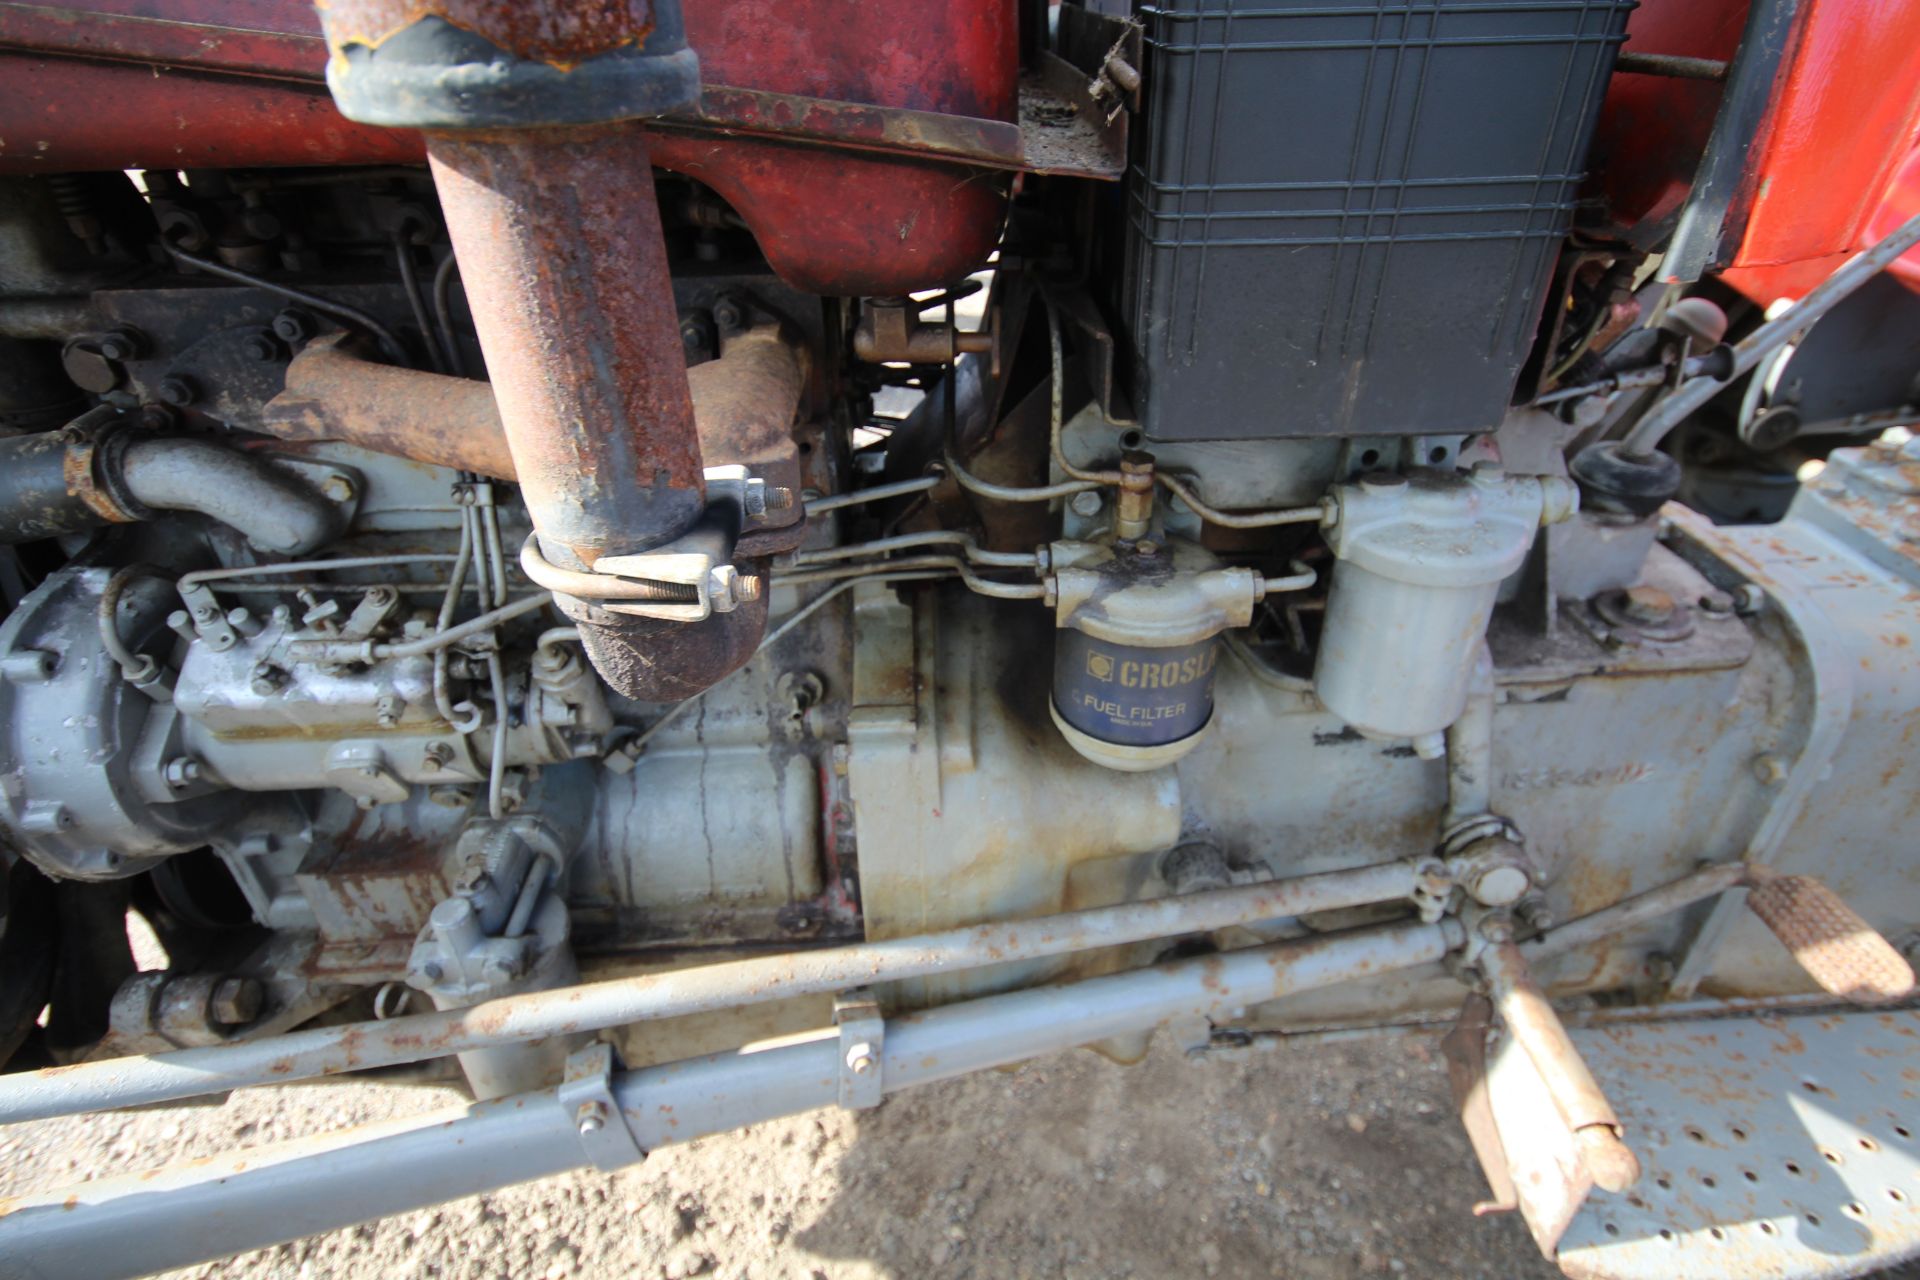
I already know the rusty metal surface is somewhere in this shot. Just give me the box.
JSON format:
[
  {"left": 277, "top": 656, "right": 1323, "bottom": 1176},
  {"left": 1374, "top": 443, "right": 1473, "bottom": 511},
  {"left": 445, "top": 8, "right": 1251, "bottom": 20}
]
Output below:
[
  {"left": 1745, "top": 875, "right": 1918, "bottom": 1005},
  {"left": 1485, "top": 939, "right": 1641, "bottom": 1200},
  {"left": 1443, "top": 992, "right": 1520, "bottom": 1216},
  {"left": 260, "top": 326, "right": 806, "bottom": 555},
  {"left": 0, "top": 858, "right": 1421, "bottom": 1124},
  {"left": 426, "top": 129, "right": 702, "bottom": 569},
  {"left": 1546, "top": 1010, "right": 1920, "bottom": 1279},
  {"left": 561, "top": 574, "right": 768, "bottom": 701},
  {"left": 263, "top": 334, "right": 515, "bottom": 478},
  {"left": 315, "top": 0, "right": 660, "bottom": 68}
]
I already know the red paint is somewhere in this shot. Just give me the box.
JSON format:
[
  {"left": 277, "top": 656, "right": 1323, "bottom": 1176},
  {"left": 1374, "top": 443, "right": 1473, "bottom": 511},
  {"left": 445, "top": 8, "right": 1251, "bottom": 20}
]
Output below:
[
  {"left": 0, "top": 55, "right": 422, "bottom": 170},
  {"left": 1590, "top": 0, "right": 1920, "bottom": 302},
  {"left": 0, "top": 0, "right": 1014, "bottom": 295},
  {"left": 1584, "top": 1, "right": 1747, "bottom": 233},
  {"left": 1867, "top": 146, "right": 1920, "bottom": 295}
]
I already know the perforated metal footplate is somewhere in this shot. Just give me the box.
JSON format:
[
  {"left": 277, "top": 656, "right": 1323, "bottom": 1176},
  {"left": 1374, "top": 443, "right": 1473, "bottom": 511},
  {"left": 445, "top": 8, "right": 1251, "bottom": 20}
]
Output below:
[{"left": 1549, "top": 1010, "right": 1920, "bottom": 1280}]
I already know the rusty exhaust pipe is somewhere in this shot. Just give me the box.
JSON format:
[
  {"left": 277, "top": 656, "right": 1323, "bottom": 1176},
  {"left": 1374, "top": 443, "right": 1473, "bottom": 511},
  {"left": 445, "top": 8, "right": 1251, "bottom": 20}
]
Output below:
[{"left": 310, "top": 0, "right": 763, "bottom": 698}]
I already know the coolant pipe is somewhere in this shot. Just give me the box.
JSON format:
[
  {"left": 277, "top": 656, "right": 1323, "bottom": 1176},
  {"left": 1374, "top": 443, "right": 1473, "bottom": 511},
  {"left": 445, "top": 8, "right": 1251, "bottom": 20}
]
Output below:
[
  {"left": 0, "top": 421, "right": 344, "bottom": 553},
  {"left": 0, "top": 920, "right": 1458, "bottom": 1279},
  {"left": 0, "top": 859, "right": 1424, "bottom": 1124}
]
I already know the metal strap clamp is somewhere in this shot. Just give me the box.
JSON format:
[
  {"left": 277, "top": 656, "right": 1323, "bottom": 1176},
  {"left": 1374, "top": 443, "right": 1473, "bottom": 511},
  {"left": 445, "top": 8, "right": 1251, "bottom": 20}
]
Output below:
[
  {"left": 834, "top": 988, "right": 885, "bottom": 1110},
  {"left": 558, "top": 1041, "right": 646, "bottom": 1170}
]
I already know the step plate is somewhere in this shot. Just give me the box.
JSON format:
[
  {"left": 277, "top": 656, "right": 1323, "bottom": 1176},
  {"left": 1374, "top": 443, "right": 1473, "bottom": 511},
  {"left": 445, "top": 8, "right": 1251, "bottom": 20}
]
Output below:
[{"left": 1551, "top": 1010, "right": 1920, "bottom": 1279}]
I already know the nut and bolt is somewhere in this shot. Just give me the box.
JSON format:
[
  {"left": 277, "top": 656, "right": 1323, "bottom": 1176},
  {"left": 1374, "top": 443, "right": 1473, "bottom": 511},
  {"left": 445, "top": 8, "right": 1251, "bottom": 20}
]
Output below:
[
  {"left": 240, "top": 330, "right": 281, "bottom": 363},
  {"left": 1733, "top": 583, "right": 1766, "bottom": 616},
  {"left": 96, "top": 328, "right": 146, "bottom": 362},
  {"left": 271, "top": 309, "right": 315, "bottom": 344},
  {"left": 250, "top": 662, "right": 289, "bottom": 696},
  {"left": 163, "top": 756, "right": 203, "bottom": 789},
  {"left": 845, "top": 1043, "right": 877, "bottom": 1076},
  {"left": 319, "top": 474, "right": 357, "bottom": 503},
  {"left": 1751, "top": 753, "right": 1788, "bottom": 786},
  {"left": 374, "top": 694, "right": 406, "bottom": 727},
  {"left": 712, "top": 297, "right": 745, "bottom": 333},
  {"left": 421, "top": 742, "right": 454, "bottom": 772},
  {"left": 209, "top": 976, "right": 264, "bottom": 1027},
  {"left": 575, "top": 1101, "right": 608, "bottom": 1136},
  {"left": 1617, "top": 585, "right": 1676, "bottom": 626},
  {"left": 1069, "top": 490, "right": 1105, "bottom": 518},
  {"left": 156, "top": 376, "right": 198, "bottom": 408}
]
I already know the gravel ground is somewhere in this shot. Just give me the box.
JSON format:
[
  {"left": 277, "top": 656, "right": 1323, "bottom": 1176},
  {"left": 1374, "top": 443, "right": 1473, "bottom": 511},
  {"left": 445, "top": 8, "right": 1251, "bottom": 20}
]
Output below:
[{"left": 0, "top": 1031, "right": 1570, "bottom": 1280}]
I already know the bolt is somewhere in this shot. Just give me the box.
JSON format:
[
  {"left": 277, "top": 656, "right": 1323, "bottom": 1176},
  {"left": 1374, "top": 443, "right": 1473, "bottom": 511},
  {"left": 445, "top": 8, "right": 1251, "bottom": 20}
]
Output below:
[
  {"left": 845, "top": 1044, "right": 877, "bottom": 1075},
  {"left": 271, "top": 309, "right": 315, "bottom": 344},
  {"left": 1515, "top": 896, "right": 1556, "bottom": 934},
  {"left": 712, "top": 297, "right": 745, "bottom": 333},
  {"left": 1734, "top": 583, "right": 1766, "bottom": 616},
  {"left": 163, "top": 756, "right": 203, "bottom": 789},
  {"left": 1069, "top": 490, "right": 1104, "bottom": 518},
  {"left": 250, "top": 662, "right": 288, "bottom": 696},
  {"left": 1619, "top": 585, "right": 1676, "bottom": 626},
  {"left": 763, "top": 486, "right": 795, "bottom": 512},
  {"left": 319, "top": 474, "right": 357, "bottom": 503},
  {"left": 96, "top": 328, "right": 145, "bottom": 362},
  {"left": 1698, "top": 591, "right": 1735, "bottom": 616},
  {"left": 575, "top": 1101, "right": 607, "bottom": 1136},
  {"left": 240, "top": 331, "right": 280, "bottom": 363},
  {"left": 422, "top": 742, "right": 454, "bottom": 772},
  {"left": 375, "top": 694, "right": 405, "bottom": 727},
  {"left": 156, "top": 376, "right": 198, "bottom": 408},
  {"left": 209, "top": 976, "right": 263, "bottom": 1027},
  {"left": 1752, "top": 753, "right": 1788, "bottom": 786}
]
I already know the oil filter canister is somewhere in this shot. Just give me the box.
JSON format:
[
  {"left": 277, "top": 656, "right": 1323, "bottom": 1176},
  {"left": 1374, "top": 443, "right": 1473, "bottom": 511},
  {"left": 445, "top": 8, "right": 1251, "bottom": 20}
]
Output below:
[{"left": 1047, "top": 538, "right": 1258, "bottom": 771}]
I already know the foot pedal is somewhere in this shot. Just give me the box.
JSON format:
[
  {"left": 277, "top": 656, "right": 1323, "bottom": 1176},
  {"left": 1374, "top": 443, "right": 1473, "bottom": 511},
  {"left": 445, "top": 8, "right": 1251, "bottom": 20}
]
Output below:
[{"left": 1746, "top": 873, "right": 1916, "bottom": 1004}]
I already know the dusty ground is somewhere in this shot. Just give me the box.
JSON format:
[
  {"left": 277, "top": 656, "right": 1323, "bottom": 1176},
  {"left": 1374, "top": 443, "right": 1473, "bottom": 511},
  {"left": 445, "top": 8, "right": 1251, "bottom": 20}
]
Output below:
[{"left": 0, "top": 1031, "right": 1573, "bottom": 1280}]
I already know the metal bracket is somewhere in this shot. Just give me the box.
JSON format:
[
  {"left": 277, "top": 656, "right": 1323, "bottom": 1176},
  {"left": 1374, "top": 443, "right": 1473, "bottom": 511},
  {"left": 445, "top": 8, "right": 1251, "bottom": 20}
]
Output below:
[
  {"left": 590, "top": 466, "right": 764, "bottom": 623},
  {"left": 557, "top": 1041, "right": 646, "bottom": 1171},
  {"left": 834, "top": 988, "right": 885, "bottom": 1110}
]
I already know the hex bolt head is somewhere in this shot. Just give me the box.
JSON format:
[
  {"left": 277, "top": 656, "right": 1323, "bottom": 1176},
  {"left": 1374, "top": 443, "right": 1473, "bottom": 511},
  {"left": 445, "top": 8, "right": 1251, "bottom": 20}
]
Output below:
[
  {"left": 271, "top": 309, "right": 315, "bottom": 344},
  {"left": 845, "top": 1043, "right": 877, "bottom": 1075},
  {"left": 240, "top": 331, "right": 281, "bottom": 363},
  {"left": 575, "top": 1102, "right": 608, "bottom": 1136},
  {"left": 96, "top": 328, "right": 146, "bottom": 362},
  {"left": 156, "top": 376, "right": 198, "bottom": 408},
  {"left": 1619, "top": 585, "right": 1676, "bottom": 626},
  {"left": 712, "top": 297, "right": 745, "bottom": 333},
  {"left": 319, "top": 474, "right": 357, "bottom": 503},
  {"left": 210, "top": 977, "right": 264, "bottom": 1027},
  {"left": 163, "top": 756, "right": 203, "bottom": 789},
  {"left": 422, "top": 742, "right": 454, "bottom": 772},
  {"left": 1069, "top": 490, "right": 1105, "bottom": 518}
]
